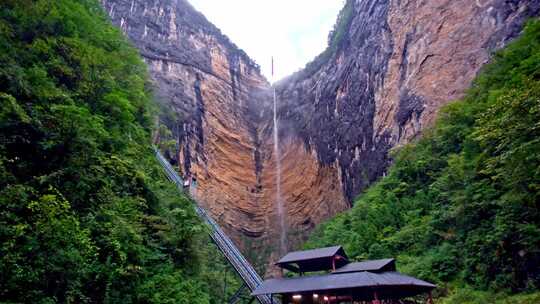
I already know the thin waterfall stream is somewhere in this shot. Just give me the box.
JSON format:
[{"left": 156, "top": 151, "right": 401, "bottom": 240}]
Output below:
[{"left": 272, "top": 85, "right": 287, "bottom": 254}]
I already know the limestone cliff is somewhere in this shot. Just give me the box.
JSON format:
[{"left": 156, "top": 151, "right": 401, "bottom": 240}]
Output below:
[
  {"left": 100, "top": 0, "right": 278, "bottom": 268},
  {"left": 275, "top": 0, "right": 540, "bottom": 203},
  {"left": 101, "top": 0, "right": 540, "bottom": 271}
]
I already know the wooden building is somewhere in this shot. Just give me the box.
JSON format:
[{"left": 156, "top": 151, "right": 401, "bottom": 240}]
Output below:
[{"left": 253, "top": 246, "right": 436, "bottom": 304}]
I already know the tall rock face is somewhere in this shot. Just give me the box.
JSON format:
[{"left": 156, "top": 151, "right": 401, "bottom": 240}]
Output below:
[
  {"left": 99, "top": 0, "right": 347, "bottom": 269},
  {"left": 100, "top": 0, "right": 274, "bottom": 267},
  {"left": 101, "top": 0, "right": 540, "bottom": 271},
  {"left": 275, "top": 0, "right": 540, "bottom": 202}
]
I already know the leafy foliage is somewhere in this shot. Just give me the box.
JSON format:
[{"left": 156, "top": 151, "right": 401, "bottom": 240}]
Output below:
[
  {"left": 327, "top": 0, "right": 354, "bottom": 52},
  {"left": 0, "top": 1, "right": 236, "bottom": 303},
  {"left": 282, "top": 0, "right": 354, "bottom": 82},
  {"left": 306, "top": 20, "right": 540, "bottom": 300}
]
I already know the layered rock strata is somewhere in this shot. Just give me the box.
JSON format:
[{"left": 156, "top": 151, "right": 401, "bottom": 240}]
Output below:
[
  {"left": 275, "top": 0, "right": 540, "bottom": 202},
  {"left": 102, "top": 0, "right": 540, "bottom": 270}
]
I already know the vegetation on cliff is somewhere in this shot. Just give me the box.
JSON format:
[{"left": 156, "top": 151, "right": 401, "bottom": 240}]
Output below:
[
  {"left": 283, "top": 0, "right": 355, "bottom": 82},
  {"left": 307, "top": 19, "right": 540, "bottom": 303},
  {"left": 0, "top": 0, "right": 237, "bottom": 303}
]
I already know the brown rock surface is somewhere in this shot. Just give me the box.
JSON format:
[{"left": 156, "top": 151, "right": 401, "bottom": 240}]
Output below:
[
  {"left": 101, "top": 0, "right": 540, "bottom": 271},
  {"left": 375, "top": 0, "right": 539, "bottom": 144}
]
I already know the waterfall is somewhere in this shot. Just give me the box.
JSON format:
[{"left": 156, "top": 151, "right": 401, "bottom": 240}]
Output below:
[{"left": 273, "top": 86, "right": 287, "bottom": 254}]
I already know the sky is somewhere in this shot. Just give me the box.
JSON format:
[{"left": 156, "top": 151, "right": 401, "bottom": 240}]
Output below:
[{"left": 188, "top": 0, "right": 345, "bottom": 81}]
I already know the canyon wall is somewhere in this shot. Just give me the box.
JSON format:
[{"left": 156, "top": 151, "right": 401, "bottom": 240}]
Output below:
[
  {"left": 275, "top": 0, "right": 540, "bottom": 202},
  {"left": 100, "top": 0, "right": 348, "bottom": 269},
  {"left": 101, "top": 0, "right": 540, "bottom": 271}
]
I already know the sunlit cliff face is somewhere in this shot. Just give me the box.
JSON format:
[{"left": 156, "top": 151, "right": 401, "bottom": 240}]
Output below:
[{"left": 101, "top": 0, "right": 540, "bottom": 271}]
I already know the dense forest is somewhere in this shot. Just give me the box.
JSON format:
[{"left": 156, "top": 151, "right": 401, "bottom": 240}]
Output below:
[
  {"left": 0, "top": 1, "right": 240, "bottom": 303},
  {"left": 306, "top": 20, "right": 540, "bottom": 303},
  {"left": 2, "top": 0, "right": 539, "bottom": 303}
]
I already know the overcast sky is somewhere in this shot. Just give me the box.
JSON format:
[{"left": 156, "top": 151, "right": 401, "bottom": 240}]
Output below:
[{"left": 188, "top": 0, "right": 344, "bottom": 82}]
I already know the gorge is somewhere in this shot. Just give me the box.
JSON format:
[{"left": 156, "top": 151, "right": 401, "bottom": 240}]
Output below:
[{"left": 100, "top": 0, "right": 540, "bottom": 270}]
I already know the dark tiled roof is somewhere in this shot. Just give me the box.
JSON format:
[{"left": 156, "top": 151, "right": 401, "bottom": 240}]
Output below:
[
  {"left": 332, "top": 258, "right": 396, "bottom": 274},
  {"left": 276, "top": 246, "right": 345, "bottom": 264},
  {"left": 276, "top": 246, "right": 349, "bottom": 273},
  {"left": 252, "top": 271, "right": 436, "bottom": 299}
]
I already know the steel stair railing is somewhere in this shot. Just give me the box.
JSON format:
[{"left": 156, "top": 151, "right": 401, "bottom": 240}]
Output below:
[{"left": 154, "top": 148, "right": 278, "bottom": 304}]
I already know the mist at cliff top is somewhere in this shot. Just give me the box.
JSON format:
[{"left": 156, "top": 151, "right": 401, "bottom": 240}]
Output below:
[{"left": 189, "top": 0, "right": 344, "bottom": 81}]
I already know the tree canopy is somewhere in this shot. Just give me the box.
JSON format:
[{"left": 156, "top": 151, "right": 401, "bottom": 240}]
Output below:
[
  {"left": 306, "top": 19, "right": 540, "bottom": 303},
  {"left": 0, "top": 1, "right": 239, "bottom": 303}
]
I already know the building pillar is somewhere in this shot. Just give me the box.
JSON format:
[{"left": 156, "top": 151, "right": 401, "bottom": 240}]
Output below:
[
  {"left": 427, "top": 291, "right": 434, "bottom": 304},
  {"left": 372, "top": 291, "right": 381, "bottom": 304}
]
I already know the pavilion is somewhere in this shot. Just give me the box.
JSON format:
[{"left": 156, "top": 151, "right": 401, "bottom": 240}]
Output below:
[{"left": 252, "top": 246, "right": 436, "bottom": 304}]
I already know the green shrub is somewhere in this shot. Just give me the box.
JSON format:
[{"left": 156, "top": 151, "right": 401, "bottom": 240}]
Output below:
[
  {"left": 0, "top": 1, "right": 237, "bottom": 302},
  {"left": 307, "top": 19, "right": 540, "bottom": 298}
]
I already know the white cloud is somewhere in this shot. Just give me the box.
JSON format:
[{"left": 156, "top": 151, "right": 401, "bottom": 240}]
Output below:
[{"left": 188, "top": 0, "right": 344, "bottom": 81}]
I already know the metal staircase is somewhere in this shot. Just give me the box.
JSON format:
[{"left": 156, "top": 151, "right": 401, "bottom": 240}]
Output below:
[{"left": 154, "top": 148, "right": 278, "bottom": 304}]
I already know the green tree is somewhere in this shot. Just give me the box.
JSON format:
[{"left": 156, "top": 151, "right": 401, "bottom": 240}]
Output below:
[
  {"left": 0, "top": 1, "right": 239, "bottom": 303},
  {"left": 307, "top": 19, "right": 540, "bottom": 301}
]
